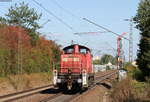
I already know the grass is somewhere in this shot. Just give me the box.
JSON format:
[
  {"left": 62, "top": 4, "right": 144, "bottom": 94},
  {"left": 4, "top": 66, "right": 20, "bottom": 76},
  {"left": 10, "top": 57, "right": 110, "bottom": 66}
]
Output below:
[
  {"left": 0, "top": 72, "right": 52, "bottom": 94},
  {"left": 110, "top": 78, "right": 150, "bottom": 102}
]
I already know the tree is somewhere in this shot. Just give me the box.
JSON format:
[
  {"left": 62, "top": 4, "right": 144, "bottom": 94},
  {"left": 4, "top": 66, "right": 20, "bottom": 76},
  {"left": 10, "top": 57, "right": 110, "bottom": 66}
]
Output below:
[
  {"left": 93, "top": 59, "right": 100, "bottom": 65},
  {"left": 0, "top": 2, "right": 42, "bottom": 45},
  {"left": 0, "top": 25, "right": 61, "bottom": 76},
  {"left": 100, "top": 54, "right": 116, "bottom": 65},
  {"left": 6, "top": 2, "right": 41, "bottom": 31},
  {"left": 0, "top": 17, "right": 7, "bottom": 25},
  {"left": 134, "top": 0, "right": 150, "bottom": 79}
]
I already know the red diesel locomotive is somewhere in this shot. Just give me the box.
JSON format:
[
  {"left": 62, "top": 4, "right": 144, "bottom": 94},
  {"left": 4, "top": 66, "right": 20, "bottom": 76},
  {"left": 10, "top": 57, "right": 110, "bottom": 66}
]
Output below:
[{"left": 53, "top": 44, "right": 94, "bottom": 90}]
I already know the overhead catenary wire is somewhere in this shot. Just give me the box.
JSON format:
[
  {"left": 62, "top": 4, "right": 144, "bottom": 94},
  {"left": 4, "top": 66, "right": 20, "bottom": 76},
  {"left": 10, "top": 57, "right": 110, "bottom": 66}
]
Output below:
[
  {"left": 48, "top": 0, "right": 92, "bottom": 45},
  {"left": 32, "top": 0, "right": 89, "bottom": 45},
  {"left": 83, "top": 18, "right": 130, "bottom": 41},
  {"left": 41, "top": 19, "right": 51, "bottom": 27},
  {"left": 32, "top": 0, "right": 107, "bottom": 47},
  {"left": 32, "top": 0, "right": 76, "bottom": 32},
  {"left": 49, "top": 0, "right": 94, "bottom": 33},
  {"left": 49, "top": 0, "right": 81, "bottom": 20},
  {"left": 74, "top": 31, "right": 109, "bottom": 35}
]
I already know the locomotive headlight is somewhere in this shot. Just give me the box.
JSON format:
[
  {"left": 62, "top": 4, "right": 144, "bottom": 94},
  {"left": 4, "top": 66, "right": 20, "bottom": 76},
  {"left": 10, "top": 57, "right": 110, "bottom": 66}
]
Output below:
[
  {"left": 77, "top": 79, "right": 82, "bottom": 83},
  {"left": 57, "top": 79, "right": 61, "bottom": 83}
]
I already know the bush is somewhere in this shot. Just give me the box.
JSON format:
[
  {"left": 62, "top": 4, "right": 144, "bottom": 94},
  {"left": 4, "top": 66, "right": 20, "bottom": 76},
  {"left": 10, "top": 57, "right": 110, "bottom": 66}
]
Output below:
[
  {"left": 132, "top": 69, "right": 144, "bottom": 81},
  {"left": 124, "top": 62, "right": 144, "bottom": 81},
  {"left": 111, "top": 78, "right": 150, "bottom": 102},
  {"left": 124, "top": 62, "right": 136, "bottom": 72},
  {"left": 111, "top": 78, "right": 139, "bottom": 102},
  {"left": 106, "top": 66, "right": 111, "bottom": 70}
]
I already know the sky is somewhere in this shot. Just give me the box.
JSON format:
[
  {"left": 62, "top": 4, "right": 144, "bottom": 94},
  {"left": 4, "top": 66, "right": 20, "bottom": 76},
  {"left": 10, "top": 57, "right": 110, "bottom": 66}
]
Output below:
[{"left": 0, "top": 0, "right": 140, "bottom": 61}]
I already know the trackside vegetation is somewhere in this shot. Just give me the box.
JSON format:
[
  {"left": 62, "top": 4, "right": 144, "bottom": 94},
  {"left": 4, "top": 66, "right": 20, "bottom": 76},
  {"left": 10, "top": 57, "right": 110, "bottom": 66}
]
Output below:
[
  {"left": 0, "top": 25, "right": 61, "bottom": 77},
  {"left": 134, "top": 0, "right": 150, "bottom": 80},
  {"left": 111, "top": 1, "right": 150, "bottom": 101},
  {"left": 0, "top": 2, "right": 61, "bottom": 77}
]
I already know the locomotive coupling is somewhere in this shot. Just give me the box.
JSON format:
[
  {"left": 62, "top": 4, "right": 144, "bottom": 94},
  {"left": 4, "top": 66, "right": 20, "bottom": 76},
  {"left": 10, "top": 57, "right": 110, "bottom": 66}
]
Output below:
[
  {"left": 67, "top": 69, "right": 72, "bottom": 90},
  {"left": 67, "top": 76, "right": 72, "bottom": 90}
]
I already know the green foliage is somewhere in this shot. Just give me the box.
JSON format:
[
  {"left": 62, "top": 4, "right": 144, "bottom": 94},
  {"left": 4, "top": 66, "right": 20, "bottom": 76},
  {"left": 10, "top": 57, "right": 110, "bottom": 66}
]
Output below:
[
  {"left": 100, "top": 54, "right": 116, "bottom": 65},
  {"left": 0, "top": 2, "right": 42, "bottom": 45},
  {"left": 6, "top": 2, "right": 42, "bottom": 31},
  {"left": 106, "top": 66, "right": 111, "bottom": 70},
  {"left": 111, "top": 78, "right": 150, "bottom": 102},
  {"left": 128, "top": 68, "right": 144, "bottom": 81},
  {"left": 124, "top": 62, "right": 136, "bottom": 71},
  {"left": 0, "top": 25, "right": 61, "bottom": 76},
  {"left": 93, "top": 59, "right": 100, "bottom": 65},
  {"left": 132, "top": 69, "right": 144, "bottom": 81},
  {"left": 0, "top": 2, "right": 60, "bottom": 78},
  {"left": 124, "top": 62, "right": 144, "bottom": 81},
  {"left": 134, "top": 0, "right": 150, "bottom": 79},
  {"left": 0, "top": 17, "right": 7, "bottom": 24}
]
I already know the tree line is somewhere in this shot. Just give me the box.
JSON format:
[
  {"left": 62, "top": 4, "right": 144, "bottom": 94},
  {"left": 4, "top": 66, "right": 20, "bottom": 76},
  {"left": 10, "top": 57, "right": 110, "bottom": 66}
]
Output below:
[
  {"left": 93, "top": 54, "right": 117, "bottom": 65},
  {"left": 0, "top": 2, "right": 61, "bottom": 77},
  {"left": 134, "top": 0, "right": 150, "bottom": 80}
]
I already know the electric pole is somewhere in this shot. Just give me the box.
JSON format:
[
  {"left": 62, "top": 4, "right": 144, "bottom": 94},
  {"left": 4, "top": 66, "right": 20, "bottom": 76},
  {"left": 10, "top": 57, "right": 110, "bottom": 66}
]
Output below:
[
  {"left": 124, "top": 17, "right": 133, "bottom": 62},
  {"left": 117, "top": 32, "right": 127, "bottom": 69},
  {"left": 18, "top": 27, "right": 23, "bottom": 74},
  {"left": 80, "top": 18, "right": 130, "bottom": 81}
]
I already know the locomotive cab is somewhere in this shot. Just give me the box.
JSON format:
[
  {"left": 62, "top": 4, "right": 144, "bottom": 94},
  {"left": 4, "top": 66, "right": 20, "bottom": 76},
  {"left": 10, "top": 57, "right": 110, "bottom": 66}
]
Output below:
[{"left": 53, "top": 44, "right": 94, "bottom": 90}]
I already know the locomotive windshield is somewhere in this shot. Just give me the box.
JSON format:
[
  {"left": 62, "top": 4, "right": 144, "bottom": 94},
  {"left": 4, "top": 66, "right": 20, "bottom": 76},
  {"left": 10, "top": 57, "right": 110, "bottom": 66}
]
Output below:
[
  {"left": 63, "top": 44, "right": 90, "bottom": 54},
  {"left": 64, "top": 47, "right": 74, "bottom": 54},
  {"left": 79, "top": 48, "right": 87, "bottom": 54}
]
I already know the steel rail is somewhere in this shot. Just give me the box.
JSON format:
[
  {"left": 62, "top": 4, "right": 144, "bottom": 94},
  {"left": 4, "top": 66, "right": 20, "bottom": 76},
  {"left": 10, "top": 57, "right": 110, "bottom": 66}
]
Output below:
[
  {"left": 38, "top": 93, "right": 63, "bottom": 102},
  {"left": 70, "top": 71, "right": 117, "bottom": 102},
  {"left": 0, "top": 84, "right": 52, "bottom": 102},
  {"left": 95, "top": 70, "right": 117, "bottom": 81},
  {"left": 39, "top": 71, "right": 117, "bottom": 102}
]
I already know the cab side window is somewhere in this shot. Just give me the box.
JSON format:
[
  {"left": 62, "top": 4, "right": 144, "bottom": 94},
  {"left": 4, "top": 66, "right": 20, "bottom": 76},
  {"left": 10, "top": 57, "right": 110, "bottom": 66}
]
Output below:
[
  {"left": 79, "top": 48, "right": 87, "bottom": 54},
  {"left": 64, "top": 48, "right": 74, "bottom": 54}
]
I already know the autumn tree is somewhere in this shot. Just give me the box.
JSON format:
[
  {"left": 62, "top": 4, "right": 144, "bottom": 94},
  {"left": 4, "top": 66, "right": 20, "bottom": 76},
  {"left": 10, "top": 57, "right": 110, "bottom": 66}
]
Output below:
[
  {"left": 0, "top": 2, "right": 62, "bottom": 76},
  {"left": 0, "top": 25, "right": 61, "bottom": 76},
  {"left": 0, "top": 2, "right": 42, "bottom": 45},
  {"left": 0, "top": 25, "right": 31, "bottom": 76},
  {"left": 134, "top": 0, "right": 150, "bottom": 79}
]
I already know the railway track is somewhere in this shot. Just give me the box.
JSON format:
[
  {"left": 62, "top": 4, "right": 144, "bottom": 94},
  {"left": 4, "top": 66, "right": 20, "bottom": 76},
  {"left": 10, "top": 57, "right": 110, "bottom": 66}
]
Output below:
[
  {"left": 38, "top": 92, "right": 80, "bottom": 102},
  {"left": 0, "top": 85, "right": 53, "bottom": 102},
  {"left": 38, "top": 93, "right": 63, "bottom": 102},
  {"left": 38, "top": 71, "right": 117, "bottom": 102},
  {"left": 95, "top": 70, "right": 117, "bottom": 83},
  {"left": 70, "top": 71, "right": 117, "bottom": 102},
  {"left": 0, "top": 70, "right": 117, "bottom": 102}
]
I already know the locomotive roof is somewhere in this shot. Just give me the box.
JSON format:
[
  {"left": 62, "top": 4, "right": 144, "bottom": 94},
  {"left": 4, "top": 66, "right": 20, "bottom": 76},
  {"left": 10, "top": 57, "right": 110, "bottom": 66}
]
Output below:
[{"left": 63, "top": 44, "right": 91, "bottom": 51}]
